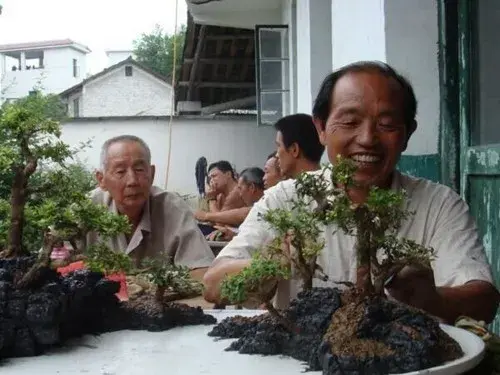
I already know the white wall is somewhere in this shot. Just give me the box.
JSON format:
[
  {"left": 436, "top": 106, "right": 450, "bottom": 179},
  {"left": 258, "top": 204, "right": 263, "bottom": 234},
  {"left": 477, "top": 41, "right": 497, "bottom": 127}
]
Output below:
[
  {"left": 60, "top": 117, "right": 276, "bottom": 195},
  {"left": 293, "top": 0, "right": 333, "bottom": 114},
  {"left": 385, "top": 0, "right": 439, "bottom": 155},
  {"left": 81, "top": 65, "right": 173, "bottom": 117},
  {"left": 0, "top": 47, "right": 87, "bottom": 100},
  {"left": 331, "top": 0, "right": 386, "bottom": 69}
]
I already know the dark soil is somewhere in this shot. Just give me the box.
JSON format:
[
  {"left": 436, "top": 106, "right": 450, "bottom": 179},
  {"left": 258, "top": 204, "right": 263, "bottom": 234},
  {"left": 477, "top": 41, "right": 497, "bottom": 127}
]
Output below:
[
  {"left": 208, "top": 287, "right": 463, "bottom": 374},
  {"left": 0, "top": 257, "right": 216, "bottom": 360}
]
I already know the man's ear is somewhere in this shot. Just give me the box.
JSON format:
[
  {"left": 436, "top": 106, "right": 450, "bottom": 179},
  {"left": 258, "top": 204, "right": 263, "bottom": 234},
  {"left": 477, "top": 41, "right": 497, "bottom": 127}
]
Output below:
[
  {"left": 150, "top": 165, "right": 156, "bottom": 184},
  {"left": 313, "top": 117, "right": 327, "bottom": 146},
  {"left": 402, "top": 120, "right": 417, "bottom": 152},
  {"left": 289, "top": 142, "right": 300, "bottom": 158},
  {"left": 95, "top": 170, "right": 106, "bottom": 190}
]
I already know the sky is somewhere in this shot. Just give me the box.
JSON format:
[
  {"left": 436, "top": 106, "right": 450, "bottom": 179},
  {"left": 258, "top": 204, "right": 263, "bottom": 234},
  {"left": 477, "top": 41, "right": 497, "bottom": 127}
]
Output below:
[{"left": 0, "top": 0, "right": 188, "bottom": 74}]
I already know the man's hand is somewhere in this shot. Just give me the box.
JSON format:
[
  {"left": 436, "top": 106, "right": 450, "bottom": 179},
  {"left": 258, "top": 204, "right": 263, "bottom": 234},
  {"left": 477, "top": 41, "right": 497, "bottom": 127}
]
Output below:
[
  {"left": 205, "top": 182, "right": 218, "bottom": 200},
  {"left": 195, "top": 210, "right": 209, "bottom": 222},
  {"left": 212, "top": 225, "right": 236, "bottom": 241},
  {"left": 385, "top": 265, "right": 441, "bottom": 314}
]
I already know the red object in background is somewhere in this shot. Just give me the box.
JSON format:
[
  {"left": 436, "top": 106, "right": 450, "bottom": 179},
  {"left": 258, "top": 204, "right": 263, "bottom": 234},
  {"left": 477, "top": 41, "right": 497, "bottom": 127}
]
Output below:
[{"left": 56, "top": 261, "right": 129, "bottom": 301}]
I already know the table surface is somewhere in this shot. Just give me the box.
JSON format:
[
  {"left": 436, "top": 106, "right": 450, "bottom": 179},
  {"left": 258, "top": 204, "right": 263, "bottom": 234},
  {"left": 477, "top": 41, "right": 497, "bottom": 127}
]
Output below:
[{"left": 0, "top": 311, "right": 484, "bottom": 375}]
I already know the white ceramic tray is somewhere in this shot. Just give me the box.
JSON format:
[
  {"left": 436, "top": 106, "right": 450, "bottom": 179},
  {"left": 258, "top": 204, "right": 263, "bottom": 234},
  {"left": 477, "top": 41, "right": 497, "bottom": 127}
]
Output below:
[{"left": 0, "top": 310, "right": 485, "bottom": 375}]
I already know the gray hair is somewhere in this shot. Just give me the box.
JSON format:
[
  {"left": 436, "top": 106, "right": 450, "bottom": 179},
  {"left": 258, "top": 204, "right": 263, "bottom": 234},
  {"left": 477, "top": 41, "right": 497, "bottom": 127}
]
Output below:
[
  {"left": 99, "top": 135, "right": 151, "bottom": 170},
  {"left": 239, "top": 167, "right": 265, "bottom": 190}
]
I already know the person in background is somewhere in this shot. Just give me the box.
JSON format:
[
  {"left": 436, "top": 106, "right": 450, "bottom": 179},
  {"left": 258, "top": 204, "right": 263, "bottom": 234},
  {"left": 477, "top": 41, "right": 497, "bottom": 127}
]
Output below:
[
  {"left": 205, "top": 161, "right": 245, "bottom": 212},
  {"left": 263, "top": 152, "right": 283, "bottom": 189},
  {"left": 274, "top": 113, "right": 325, "bottom": 179},
  {"left": 195, "top": 160, "right": 245, "bottom": 236},
  {"left": 87, "top": 135, "right": 215, "bottom": 283},
  {"left": 208, "top": 167, "right": 265, "bottom": 242}
]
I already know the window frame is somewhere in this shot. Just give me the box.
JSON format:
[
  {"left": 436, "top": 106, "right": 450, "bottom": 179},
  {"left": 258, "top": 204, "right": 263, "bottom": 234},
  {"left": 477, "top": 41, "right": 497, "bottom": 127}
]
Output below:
[
  {"left": 72, "top": 58, "right": 78, "bottom": 78},
  {"left": 73, "top": 97, "right": 80, "bottom": 118},
  {"left": 255, "top": 24, "right": 290, "bottom": 126}
]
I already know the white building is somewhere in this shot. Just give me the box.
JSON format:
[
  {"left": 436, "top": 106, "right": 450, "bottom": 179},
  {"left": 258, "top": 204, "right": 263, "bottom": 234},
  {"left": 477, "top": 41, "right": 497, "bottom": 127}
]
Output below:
[
  {"left": 60, "top": 58, "right": 173, "bottom": 118},
  {"left": 0, "top": 39, "right": 90, "bottom": 103}
]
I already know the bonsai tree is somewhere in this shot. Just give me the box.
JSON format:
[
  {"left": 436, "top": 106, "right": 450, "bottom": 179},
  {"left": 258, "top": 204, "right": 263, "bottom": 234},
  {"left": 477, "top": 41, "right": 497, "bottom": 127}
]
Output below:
[
  {"left": 138, "top": 257, "right": 204, "bottom": 302},
  {"left": 0, "top": 92, "right": 71, "bottom": 258},
  {"left": 0, "top": 92, "right": 133, "bottom": 287},
  {"left": 221, "top": 156, "right": 436, "bottom": 329}
]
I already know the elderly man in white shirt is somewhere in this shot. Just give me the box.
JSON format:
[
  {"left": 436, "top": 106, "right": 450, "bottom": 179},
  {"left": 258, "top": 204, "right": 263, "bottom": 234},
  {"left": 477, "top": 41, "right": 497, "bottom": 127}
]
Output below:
[{"left": 203, "top": 61, "right": 499, "bottom": 324}]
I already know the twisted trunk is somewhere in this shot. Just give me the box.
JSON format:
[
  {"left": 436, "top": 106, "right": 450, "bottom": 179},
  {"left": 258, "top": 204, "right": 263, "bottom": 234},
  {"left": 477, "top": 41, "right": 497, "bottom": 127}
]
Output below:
[
  {"left": 6, "top": 169, "right": 29, "bottom": 256},
  {"left": 264, "top": 301, "right": 298, "bottom": 333}
]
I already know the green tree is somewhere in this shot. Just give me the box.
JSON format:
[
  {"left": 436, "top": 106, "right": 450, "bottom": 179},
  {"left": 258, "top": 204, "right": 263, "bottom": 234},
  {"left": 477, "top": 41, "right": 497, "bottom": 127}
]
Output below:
[{"left": 133, "top": 24, "right": 186, "bottom": 79}]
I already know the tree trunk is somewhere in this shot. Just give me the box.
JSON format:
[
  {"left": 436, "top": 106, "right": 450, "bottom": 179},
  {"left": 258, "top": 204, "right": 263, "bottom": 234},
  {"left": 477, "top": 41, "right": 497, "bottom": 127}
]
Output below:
[
  {"left": 303, "top": 274, "right": 313, "bottom": 290},
  {"left": 155, "top": 286, "right": 166, "bottom": 302},
  {"left": 6, "top": 169, "right": 28, "bottom": 257},
  {"left": 355, "top": 236, "right": 374, "bottom": 296},
  {"left": 16, "top": 229, "right": 55, "bottom": 288},
  {"left": 264, "top": 301, "right": 298, "bottom": 334}
]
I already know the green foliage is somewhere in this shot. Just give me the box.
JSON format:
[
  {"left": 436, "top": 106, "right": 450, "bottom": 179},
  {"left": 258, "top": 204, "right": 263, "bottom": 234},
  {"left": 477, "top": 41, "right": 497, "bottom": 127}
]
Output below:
[
  {"left": 133, "top": 24, "right": 186, "bottom": 79},
  {"left": 85, "top": 242, "right": 133, "bottom": 274},
  {"left": 0, "top": 92, "right": 70, "bottom": 172},
  {"left": 0, "top": 162, "right": 98, "bottom": 251},
  {"left": 140, "top": 257, "right": 203, "bottom": 296},
  {"left": 220, "top": 252, "right": 291, "bottom": 305}
]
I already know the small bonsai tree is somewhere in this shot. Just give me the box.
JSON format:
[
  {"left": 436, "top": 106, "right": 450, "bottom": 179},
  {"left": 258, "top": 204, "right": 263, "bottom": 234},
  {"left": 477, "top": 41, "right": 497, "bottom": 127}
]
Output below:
[
  {"left": 139, "top": 257, "right": 204, "bottom": 303},
  {"left": 221, "top": 156, "right": 436, "bottom": 330}
]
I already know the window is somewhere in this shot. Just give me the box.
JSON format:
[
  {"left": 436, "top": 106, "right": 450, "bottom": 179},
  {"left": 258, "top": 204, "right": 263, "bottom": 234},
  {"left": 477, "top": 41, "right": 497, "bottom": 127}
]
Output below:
[
  {"left": 125, "top": 66, "right": 133, "bottom": 76},
  {"left": 255, "top": 25, "right": 290, "bottom": 125},
  {"left": 28, "top": 90, "right": 37, "bottom": 96},
  {"left": 73, "top": 58, "right": 78, "bottom": 78},
  {"left": 73, "top": 98, "right": 80, "bottom": 117}
]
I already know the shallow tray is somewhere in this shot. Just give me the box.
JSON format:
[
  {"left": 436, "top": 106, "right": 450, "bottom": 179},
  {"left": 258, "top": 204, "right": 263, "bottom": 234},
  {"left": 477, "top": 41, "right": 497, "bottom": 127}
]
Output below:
[{"left": 0, "top": 309, "right": 485, "bottom": 375}]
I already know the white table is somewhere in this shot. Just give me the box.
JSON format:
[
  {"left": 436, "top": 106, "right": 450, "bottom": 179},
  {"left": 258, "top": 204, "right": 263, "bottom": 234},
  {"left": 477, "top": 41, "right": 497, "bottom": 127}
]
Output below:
[{"left": 0, "top": 310, "right": 484, "bottom": 375}]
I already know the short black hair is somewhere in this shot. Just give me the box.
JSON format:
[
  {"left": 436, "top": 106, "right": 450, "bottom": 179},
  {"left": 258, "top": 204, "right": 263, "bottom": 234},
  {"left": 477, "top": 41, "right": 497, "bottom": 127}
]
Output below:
[
  {"left": 312, "top": 61, "right": 417, "bottom": 133},
  {"left": 239, "top": 167, "right": 265, "bottom": 190},
  {"left": 267, "top": 152, "right": 277, "bottom": 160},
  {"left": 208, "top": 160, "right": 235, "bottom": 178},
  {"left": 274, "top": 113, "right": 324, "bottom": 163}
]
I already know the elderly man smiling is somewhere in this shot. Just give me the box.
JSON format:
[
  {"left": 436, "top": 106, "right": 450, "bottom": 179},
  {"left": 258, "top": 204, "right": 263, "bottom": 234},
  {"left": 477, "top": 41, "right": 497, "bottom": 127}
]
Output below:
[{"left": 87, "top": 135, "right": 214, "bottom": 281}]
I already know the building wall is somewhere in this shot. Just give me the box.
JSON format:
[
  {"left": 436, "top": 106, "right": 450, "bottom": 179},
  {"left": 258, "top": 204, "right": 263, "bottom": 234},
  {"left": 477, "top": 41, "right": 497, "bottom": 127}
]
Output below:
[
  {"left": 80, "top": 65, "right": 173, "bottom": 117},
  {"left": 0, "top": 47, "right": 87, "bottom": 100},
  {"left": 385, "top": 0, "right": 440, "bottom": 180},
  {"left": 331, "top": 0, "right": 386, "bottom": 69},
  {"left": 60, "top": 116, "right": 276, "bottom": 195}
]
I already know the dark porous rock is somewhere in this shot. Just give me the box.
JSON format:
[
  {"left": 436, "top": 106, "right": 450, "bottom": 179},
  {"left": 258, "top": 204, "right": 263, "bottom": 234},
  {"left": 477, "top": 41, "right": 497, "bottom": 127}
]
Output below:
[
  {"left": 104, "top": 295, "right": 217, "bottom": 332},
  {"left": 320, "top": 296, "right": 463, "bottom": 375},
  {"left": 209, "top": 288, "right": 464, "bottom": 375},
  {"left": 0, "top": 261, "right": 216, "bottom": 361},
  {"left": 209, "top": 287, "right": 342, "bottom": 370}
]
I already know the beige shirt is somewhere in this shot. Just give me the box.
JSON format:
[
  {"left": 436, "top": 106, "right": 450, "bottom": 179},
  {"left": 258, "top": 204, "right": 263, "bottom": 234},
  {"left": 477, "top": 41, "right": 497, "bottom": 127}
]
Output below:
[
  {"left": 87, "top": 186, "right": 215, "bottom": 268},
  {"left": 217, "top": 170, "right": 494, "bottom": 308}
]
